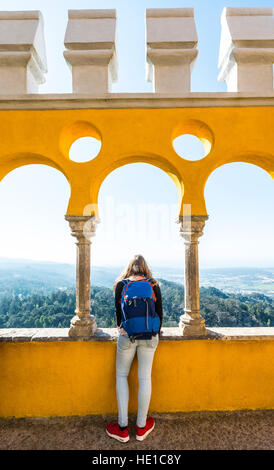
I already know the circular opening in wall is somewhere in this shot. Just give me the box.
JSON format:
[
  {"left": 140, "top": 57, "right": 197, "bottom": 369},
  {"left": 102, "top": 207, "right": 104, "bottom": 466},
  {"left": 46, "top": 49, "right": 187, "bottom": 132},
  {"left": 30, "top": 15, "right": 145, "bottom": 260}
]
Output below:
[
  {"left": 173, "top": 134, "right": 208, "bottom": 161},
  {"left": 69, "top": 136, "right": 101, "bottom": 162}
]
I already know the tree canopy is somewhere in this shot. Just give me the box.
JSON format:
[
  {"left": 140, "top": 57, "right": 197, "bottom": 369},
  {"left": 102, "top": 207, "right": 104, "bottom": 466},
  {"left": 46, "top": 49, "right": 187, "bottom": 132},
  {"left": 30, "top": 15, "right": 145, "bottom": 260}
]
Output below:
[{"left": 0, "top": 279, "right": 273, "bottom": 329}]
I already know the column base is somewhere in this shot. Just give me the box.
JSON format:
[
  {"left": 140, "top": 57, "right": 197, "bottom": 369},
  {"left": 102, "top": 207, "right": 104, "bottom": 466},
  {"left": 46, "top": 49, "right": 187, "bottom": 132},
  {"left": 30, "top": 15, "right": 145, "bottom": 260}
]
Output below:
[
  {"left": 68, "top": 315, "right": 97, "bottom": 338},
  {"left": 179, "top": 313, "right": 207, "bottom": 337}
]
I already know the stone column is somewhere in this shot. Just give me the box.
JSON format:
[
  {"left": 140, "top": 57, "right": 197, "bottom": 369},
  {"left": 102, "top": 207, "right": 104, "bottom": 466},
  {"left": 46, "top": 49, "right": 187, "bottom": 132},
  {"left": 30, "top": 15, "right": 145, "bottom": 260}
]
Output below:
[
  {"left": 177, "top": 215, "right": 208, "bottom": 336},
  {"left": 65, "top": 215, "right": 99, "bottom": 338}
]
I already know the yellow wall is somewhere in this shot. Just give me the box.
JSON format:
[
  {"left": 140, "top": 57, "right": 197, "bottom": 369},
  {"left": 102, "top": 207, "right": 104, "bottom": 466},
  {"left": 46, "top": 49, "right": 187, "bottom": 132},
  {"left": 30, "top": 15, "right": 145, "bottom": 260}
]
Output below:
[
  {"left": 0, "top": 106, "right": 273, "bottom": 217},
  {"left": 1, "top": 338, "right": 273, "bottom": 418}
]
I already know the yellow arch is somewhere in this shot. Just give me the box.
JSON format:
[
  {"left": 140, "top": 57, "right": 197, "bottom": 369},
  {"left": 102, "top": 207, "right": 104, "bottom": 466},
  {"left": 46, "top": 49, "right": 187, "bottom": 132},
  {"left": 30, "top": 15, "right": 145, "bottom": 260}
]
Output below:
[
  {"left": 0, "top": 152, "right": 70, "bottom": 184},
  {"left": 0, "top": 105, "right": 273, "bottom": 217},
  {"left": 203, "top": 158, "right": 274, "bottom": 214},
  {"left": 203, "top": 153, "right": 274, "bottom": 192},
  {"left": 90, "top": 154, "right": 183, "bottom": 218},
  {"left": 0, "top": 155, "right": 71, "bottom": 217}
]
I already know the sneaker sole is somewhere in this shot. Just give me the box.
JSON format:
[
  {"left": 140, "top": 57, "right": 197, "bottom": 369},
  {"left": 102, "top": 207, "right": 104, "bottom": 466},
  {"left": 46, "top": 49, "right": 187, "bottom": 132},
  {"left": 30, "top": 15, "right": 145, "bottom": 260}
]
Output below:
[
  {"left": 136, "top": 422, "right": 155, "bottom": 441},
  {"left": 106, "top": 430, "right": 129, "bottom": 443}
]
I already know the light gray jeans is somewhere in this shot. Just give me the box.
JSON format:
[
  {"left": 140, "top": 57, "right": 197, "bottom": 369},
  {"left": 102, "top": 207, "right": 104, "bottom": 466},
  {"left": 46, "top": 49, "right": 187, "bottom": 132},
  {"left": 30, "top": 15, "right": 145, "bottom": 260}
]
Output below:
[{"left": 116, "top": 333, "right": 159, "bottom": 428}]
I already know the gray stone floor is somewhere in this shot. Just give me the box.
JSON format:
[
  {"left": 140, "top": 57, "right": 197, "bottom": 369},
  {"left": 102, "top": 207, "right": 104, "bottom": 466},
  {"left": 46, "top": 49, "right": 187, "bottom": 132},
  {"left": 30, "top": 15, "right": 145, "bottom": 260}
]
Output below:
[{"left": 0, "top": 409, "right": 273, "bottom": 450}]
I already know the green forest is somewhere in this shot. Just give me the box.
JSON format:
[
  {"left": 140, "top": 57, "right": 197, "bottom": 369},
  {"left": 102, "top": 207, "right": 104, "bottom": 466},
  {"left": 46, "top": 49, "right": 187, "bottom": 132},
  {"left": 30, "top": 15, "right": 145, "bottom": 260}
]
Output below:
[{"left": 0, "top": 279, "right": 273, "bottom": 329}]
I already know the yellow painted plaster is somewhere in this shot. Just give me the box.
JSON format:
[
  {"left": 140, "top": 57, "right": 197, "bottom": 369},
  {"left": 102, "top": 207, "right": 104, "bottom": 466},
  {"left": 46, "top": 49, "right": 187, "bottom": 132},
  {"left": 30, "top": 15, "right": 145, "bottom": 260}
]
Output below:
[
  {"left": 0, "top": 106, "right": 273, "bottom": 217},
  {"left": 0, "top": 339, "right": 273, "bottom": 418}
]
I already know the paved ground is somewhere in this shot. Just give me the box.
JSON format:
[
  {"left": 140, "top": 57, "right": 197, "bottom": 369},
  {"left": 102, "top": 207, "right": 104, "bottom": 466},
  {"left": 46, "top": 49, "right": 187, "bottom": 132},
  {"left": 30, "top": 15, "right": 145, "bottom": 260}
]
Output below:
[{"left": 0, "top": 409, "right": 273, "bottom": 450}]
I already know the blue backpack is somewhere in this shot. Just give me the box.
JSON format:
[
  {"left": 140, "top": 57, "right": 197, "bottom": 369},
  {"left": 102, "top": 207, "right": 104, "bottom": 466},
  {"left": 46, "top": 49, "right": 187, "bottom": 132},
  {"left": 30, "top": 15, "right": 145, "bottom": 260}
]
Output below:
[{"left": 120, "top": 278, "right": 160, "bottom": 341}]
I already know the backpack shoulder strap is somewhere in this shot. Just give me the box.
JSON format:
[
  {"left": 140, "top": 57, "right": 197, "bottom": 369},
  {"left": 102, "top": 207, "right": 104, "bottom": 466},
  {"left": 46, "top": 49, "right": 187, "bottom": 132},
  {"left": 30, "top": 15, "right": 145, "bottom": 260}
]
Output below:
[
  {"left": 145, "top": 277, "right": 155, "bottom": 286},
  {"left": 121, "top": 278, "right": 131, "bottom": 301},
  {"left": 144, "top": 278, "right": 157, "bottom": 301}
]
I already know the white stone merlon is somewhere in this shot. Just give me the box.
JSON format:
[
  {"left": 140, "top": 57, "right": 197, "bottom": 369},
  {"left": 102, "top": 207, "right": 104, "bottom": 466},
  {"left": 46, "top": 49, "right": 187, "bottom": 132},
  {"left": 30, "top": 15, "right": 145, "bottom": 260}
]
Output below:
[
  {"left": 146, "top": 8, "right": 198, "bottom": 93},
  {"left": 64, "top": 9, "right": 117, "bottom": 94},
  {"left": 218, "top": 7, "right": 274, "bottom": 92},
  {"left": 0, "top": 11, "right": 47, "bottom": 94}
]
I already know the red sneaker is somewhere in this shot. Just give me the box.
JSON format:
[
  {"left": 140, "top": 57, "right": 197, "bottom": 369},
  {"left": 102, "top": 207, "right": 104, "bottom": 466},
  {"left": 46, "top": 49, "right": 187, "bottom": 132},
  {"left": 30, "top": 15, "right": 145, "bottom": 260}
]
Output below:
[
  {"left": 136, "top": 417, "right": 155, "bottom": 441},
  {"left": 106, "top": 423, "right": 129, "bottom": 443}
]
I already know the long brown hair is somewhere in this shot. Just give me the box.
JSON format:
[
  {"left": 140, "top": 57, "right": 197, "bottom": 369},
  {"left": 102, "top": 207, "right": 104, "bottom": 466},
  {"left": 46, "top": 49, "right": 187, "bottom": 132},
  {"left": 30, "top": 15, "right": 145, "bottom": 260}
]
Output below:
[{"left": 113, "top": 254, "right": 158, "bottom": 290}]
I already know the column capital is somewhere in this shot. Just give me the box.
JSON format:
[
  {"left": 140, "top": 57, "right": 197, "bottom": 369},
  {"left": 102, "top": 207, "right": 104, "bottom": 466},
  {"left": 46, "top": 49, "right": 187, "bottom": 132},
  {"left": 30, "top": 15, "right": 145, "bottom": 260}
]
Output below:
[
  {"left": 65, "top": 214, "right": 100, "bottom": 242},
  {"left": 176, "top": 214, "right": 209, "bottom": 241}
]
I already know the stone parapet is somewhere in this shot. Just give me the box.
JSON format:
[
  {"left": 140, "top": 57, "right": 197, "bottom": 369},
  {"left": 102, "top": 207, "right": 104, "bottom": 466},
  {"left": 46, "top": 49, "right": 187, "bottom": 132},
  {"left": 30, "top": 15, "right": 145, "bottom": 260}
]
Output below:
[
  {"left": 0, "top": 327, "right": 273, "bottom": 417},
  {"left": 0, "top": 327, "right": 274, "bottom": 342}
]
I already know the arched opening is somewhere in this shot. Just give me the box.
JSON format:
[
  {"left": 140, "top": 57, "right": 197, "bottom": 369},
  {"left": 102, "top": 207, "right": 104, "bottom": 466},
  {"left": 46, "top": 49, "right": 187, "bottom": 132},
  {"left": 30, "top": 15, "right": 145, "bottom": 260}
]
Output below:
[
  {"left": 0, "top": 164, "right": 73, "bottom": 328},
  {"left": 94, "top": 162, "right": 184, "bottom": 327},
  {"left": 0, "top": 164, "right": 71, "bottom": 262},
  {"left": 201, "top": 162, "right": 274, "bottom": 327},
  {"left": 203, "top": 162, "right": 274, "bottom": 270},
  {"left": 96, "top": 162, "right": 182, "bottom": 270}
]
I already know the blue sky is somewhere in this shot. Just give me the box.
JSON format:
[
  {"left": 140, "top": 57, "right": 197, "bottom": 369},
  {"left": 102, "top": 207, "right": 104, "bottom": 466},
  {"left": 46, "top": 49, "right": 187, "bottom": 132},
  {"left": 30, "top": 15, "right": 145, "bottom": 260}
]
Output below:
[{"left": 0, "top": 0, "right": 273, "bottom": 269}]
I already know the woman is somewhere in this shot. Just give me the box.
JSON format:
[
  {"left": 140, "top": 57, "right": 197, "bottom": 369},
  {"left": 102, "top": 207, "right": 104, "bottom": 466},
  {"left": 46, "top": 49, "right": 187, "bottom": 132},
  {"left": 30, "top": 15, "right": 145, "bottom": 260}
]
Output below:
[{"left": 106, "top": 254, "right": 163, "bottom": 443}]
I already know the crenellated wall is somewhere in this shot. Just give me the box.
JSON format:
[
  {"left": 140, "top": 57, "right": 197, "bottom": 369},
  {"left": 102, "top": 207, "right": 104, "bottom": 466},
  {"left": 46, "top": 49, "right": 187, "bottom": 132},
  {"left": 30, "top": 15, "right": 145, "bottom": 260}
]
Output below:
[{"left": 1, "top": 7, "right": 274, "bottom": 94}]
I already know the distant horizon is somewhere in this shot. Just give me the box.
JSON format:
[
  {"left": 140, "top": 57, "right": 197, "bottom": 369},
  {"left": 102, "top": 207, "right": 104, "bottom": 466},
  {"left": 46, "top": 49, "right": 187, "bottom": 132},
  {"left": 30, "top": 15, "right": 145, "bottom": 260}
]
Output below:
[{"left": 1, "top": 255, "right": 274, "bottom": 271}]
